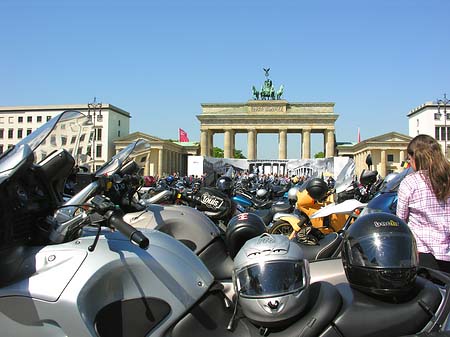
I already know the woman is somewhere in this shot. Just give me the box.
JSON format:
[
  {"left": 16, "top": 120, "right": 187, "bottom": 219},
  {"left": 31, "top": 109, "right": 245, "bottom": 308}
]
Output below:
[{"left": 397, "top": 134, "right": 450, "bottom": 272}]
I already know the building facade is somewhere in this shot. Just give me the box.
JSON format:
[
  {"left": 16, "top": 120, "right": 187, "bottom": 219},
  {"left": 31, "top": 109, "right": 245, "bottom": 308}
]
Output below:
[
  {"left": 0, "top": 104, "right": 131, "bottom": 171},
  {"left": 337, "top": 132, "right": 412, "bottom": 178},
  {"left": 114, "top": 132, "right": 199, "bottom": 177},
  {"left": 407, "top": 101, "right": 450, "bottom": 158}
]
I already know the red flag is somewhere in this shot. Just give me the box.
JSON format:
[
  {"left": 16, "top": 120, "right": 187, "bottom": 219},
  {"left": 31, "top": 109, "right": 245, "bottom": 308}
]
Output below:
[
  {"left": 357, "top": 128, "right": 361, "bottom": 143},
  {"left": 179, "top": 128, "right": 189, "bottom": 142}
]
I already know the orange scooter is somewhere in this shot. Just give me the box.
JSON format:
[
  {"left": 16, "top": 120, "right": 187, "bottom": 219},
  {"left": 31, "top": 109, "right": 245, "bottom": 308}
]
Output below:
[{"left": 268, "top": 178, "right": 349, "bottom": 239}]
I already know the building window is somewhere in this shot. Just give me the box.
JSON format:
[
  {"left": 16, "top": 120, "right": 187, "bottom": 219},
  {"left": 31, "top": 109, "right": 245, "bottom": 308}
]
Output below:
[
  {"left": 118, "top": 120, "right": 121, "bottom": 127},
  {"left": 435, "top": 113, "right": 441, "bottom": 120},
  {"left": 8, "top": 129, "right": 13, "bottom": 139},
  {"left": 27, "top": 116, "right": 32, "bottom": 123},
  {"left": 27, "top": 128, "right": 32, "bottom": 136},
  {"left": 61, "top": 136, "right": 67, "bottom": 145},
  {"left": 442, "top": 128, "right": 446, "bottom": 141},
  {"left": 7, "top": 144, "right": 13, "bottom": 150},
  {"left": 0, "top": 117, "right": 4, "bottom": 124},
  {"left": 416, "top": 119, "right": 419, "bottom": 127},
  {"left": 37, "top": 116, "right": 42, "bottom": 123},
  {"left": 96, "top": 144, "right": 102, "bottom": 158},
  {"left": 0, "top": 129, "right": 3, "bottom": 139},
  {"left": 387, "top": 154, "right": 394, "bottom": 162},
  {"left": 436, "top": 127, "right": 440, "bottom": 140},
  {"left": 96, "top": 128, "right": 102, "bottom": 141},
  {"left": 8, "top": 117, "right": 14, "bottom": 124},
  {"left": 71, "top": 136, "right": 76, "bottom": 144},
  {"left": 117, "top": 130, "right": 121, "bottom": 137},
  {"left": 50, "top": 135, "right": 57, "bottom": 146},
  {"left": 18, "top": 116, "right": 23, "bottom": 123},
  {"left": 47, "top": 116, "right": 51, "bottom": 121},
  {"left": 0, "top": 145, "right": 3, "bottom": 154},
  {"left": 80, "top": 134, "right": 86, "bottom": 142},
  {"left": 17, "top": 129, "right": 23, "bottom": 139}
]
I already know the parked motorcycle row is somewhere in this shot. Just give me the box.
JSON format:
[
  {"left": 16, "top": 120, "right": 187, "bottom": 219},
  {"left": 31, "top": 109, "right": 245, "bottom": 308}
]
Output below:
[{"left": 1, "top": 110, "right": 449, "bottom": 337}]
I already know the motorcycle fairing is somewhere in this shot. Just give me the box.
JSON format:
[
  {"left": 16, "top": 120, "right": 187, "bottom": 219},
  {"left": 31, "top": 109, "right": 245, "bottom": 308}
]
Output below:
[{"left": 0, "top": 229, "right": 214, "bottom": 337}]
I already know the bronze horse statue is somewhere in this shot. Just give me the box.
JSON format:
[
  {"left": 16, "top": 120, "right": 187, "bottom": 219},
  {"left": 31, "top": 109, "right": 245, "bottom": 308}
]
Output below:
[
  {"left": 252, "top": 86, "right": 260, "bottom": 100},
  {"left": 276, "top": 84, "right": 284, "bottom": 100}
]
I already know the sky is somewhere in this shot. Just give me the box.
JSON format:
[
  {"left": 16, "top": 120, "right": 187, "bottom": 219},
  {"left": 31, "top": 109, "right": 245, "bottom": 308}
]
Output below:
[{"left": 1, "top": 0, "right": 449, "bottom": 159}]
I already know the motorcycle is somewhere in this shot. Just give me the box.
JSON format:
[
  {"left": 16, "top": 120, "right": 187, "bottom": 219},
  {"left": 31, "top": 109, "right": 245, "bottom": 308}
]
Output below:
[{"left": 1, "top": 111, "right": 449, "bottom": 337}]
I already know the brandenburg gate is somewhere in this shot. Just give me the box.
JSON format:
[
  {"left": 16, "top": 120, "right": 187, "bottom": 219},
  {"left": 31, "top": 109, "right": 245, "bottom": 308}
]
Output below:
[
  {"left": 197, "top": 69, "right": 338, "bottom": 160},
  {"left": 197, "top": 100, "right": 338, "bottom": 160}
]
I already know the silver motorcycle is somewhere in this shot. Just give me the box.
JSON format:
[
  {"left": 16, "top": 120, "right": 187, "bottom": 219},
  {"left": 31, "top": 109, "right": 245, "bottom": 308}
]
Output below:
[{"left": 1, "top": 110, "right": 449, "bottom": 337}]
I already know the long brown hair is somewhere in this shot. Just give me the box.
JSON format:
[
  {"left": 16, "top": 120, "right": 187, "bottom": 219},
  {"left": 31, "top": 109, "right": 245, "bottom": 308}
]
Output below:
[{"left": 407, "top": 134, "right": 450, "bottom": 201}]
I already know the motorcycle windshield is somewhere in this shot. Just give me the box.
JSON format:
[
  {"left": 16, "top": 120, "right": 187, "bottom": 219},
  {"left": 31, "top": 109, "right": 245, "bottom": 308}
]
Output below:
[
  {"left": 381, "top": 167, "right": 413, "bottom": 193},
  {"left": 334, "top": 159, "right": 356, "bottom": 194},
  {"left": 94, "top": 139, "right": 150, "bottom": 177},
  {"left": 0, "top": 110, "right": 88, "bottom": 185}
]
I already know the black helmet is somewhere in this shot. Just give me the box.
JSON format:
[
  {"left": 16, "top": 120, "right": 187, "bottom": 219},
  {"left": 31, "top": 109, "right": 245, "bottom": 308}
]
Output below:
[
  {"left": 341, "top": 212, "right": 418, "bottom": 298},
  {"left": 216, "top": 176, "right": 233, "bottom": 195},
  {"left": 306, "top": 178, "right": 328, "bottom": 200},
  {"left": 225, "top": 213, "right": 266, "bottom": 259}
]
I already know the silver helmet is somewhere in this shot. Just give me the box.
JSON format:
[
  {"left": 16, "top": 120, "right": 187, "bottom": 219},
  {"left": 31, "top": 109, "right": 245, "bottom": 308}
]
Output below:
[
  {"left": 287, "top": 186, "right": 300, "bottom": 203},
  {"left": 256, "top": 188, "right": 268, "bottom": 200},
  {"left": 232, "top": 233, "right": 310, "bottom": 327}
]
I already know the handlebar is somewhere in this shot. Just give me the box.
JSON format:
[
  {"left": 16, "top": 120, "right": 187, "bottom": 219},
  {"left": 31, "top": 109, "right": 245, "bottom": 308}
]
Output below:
[
  {"left": 107, "top": 211, "right": 149, "bottom": 250},
  {"left": 91, "top": 194, "right": 149, "bottom": 250}
]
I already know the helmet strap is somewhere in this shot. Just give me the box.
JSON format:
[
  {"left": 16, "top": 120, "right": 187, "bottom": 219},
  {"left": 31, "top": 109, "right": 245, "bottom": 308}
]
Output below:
[{"left": 227, "top": 290, "right": 240, "bottom": 331}]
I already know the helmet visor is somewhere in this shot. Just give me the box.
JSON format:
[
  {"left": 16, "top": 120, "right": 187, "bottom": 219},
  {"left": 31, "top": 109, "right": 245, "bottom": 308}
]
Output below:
[
  {"left": 346, "top": 232, "right": 418, "bottom": 268},
  {"left": 235, "top": 260, "right": 309, "bottom": 298}
]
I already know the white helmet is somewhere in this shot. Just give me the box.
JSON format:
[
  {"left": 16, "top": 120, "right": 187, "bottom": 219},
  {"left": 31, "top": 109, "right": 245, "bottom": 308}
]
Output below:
[{"left": 232, "top": 233, "right": 310, "bottom": 327}]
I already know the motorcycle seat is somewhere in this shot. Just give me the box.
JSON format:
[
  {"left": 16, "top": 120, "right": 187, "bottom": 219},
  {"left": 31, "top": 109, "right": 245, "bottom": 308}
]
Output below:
[
  {"left": 298, "top": 232, "right": 343, "bottom": 261},
  {"left": 170, "top": 281, "right": 342, "bottom": 337},
  {"left": 253, "top": 199, "right": 272, "bottom": 209},
  {"left": 271, "top": 201, "right": 293, "bottom": 214},
  {"left": 320, "top": 276, "right": 443, "bottom": 337}
]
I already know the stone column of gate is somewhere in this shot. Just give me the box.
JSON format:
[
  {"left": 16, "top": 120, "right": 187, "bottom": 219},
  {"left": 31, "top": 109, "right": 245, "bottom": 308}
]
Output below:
[
  {"left": 380, "top": 150, "right": 387, "bottom": 177},
  {"left": 302, "top": 129, "right": 311, "bottom": 159},
  {"left": 200, "top": 130, "right": 208, "bottom": 157},
  {"left": 224, "top": 130, "right": 232, "bottom": 158},
  {"left": 230, "top": 130, "right": 236, "bottom": 158},
  {"left": 208, "top": 130, "right": 214, "bottom": 157},
  {"left": 278, "top": 129, "right": 287, "bottom": 159},
  {"left": 247, "top": 129, "right": 257, "bottom": 160},
  {"left": 325, "top": 129, "right": 335, "bottom": 158}
]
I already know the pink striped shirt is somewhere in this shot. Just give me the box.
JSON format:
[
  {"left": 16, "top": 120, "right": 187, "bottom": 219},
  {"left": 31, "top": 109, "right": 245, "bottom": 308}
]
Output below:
[{"left": 397, "top": 170, "right": 450, "bottom": 261}]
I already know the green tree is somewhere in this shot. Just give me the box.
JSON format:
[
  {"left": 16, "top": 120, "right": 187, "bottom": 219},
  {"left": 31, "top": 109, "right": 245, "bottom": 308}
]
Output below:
[
  {"left": 234, "top": 149, "right": 246, "bottom": 159},
  {"left": 314, "top": 151, "right": 325, "bottom": 158},
  {"left": 212, "top": 147, "right": 246, "bottom": 159},
  {"left": 213, "top": 147, "right": 224, "bottom": 158}
]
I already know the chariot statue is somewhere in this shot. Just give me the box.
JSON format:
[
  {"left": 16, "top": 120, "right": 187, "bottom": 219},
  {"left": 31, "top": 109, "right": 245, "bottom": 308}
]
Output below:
[{"left": 251, "top": 68, "right": 284, "bottom": 100}]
